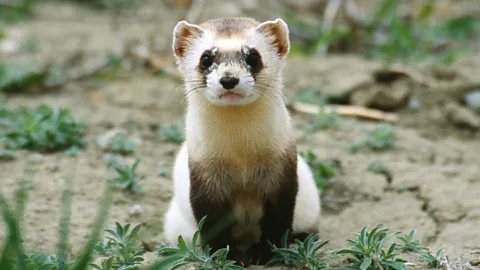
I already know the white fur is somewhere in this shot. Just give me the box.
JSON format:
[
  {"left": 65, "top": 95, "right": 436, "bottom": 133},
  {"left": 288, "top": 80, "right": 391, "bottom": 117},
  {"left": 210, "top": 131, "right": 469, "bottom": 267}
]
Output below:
[
  {"left": 163, "top": 144, "right": 321, "bottom": 244},
  {"left": 163, "top": 144, "right": 197, "bottom": 243}
]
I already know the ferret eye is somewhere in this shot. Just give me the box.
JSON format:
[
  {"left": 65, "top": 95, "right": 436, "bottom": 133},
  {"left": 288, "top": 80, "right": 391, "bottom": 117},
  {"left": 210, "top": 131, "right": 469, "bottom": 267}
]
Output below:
[
  {"left": 200, "top": 54, "right": 213, "bottom": 69},
  {"left": 246, "top": 51, "right": 262, "bottom": 72}
]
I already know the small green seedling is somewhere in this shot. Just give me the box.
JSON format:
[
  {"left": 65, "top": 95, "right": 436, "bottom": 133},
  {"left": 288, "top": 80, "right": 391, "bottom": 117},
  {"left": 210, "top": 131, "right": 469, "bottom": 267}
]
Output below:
[
  {"left": 93, "top": 222, "right": 145, "bottom": 269},
  {"left": 17, "top": 252, "right": 75, "bottom": 269},
  {"left": 396, "top": 229, "right": 422, "bottom": 253},
  {"left": 305, "top": 107, "right": 341, "bottom": 132},
  {"left": 159, "top": 123, "right": 184, "bottom": 145},
  {"left": 267, "top": 231, "right": 329, "bottom": 270},
  {"left": 420, "top": 248, "right": 443, "bottom": 269},
  {"left": 157, "top": 167, "right": 170, "bottom": 177},
  {"left": 108, "top": 158, "right": 143, "bottom": 192},
  {"left": 349, "top": 123, "right": 395, "bottom": 153},
  {"left": 334, "top": 224, "right": 406, "bottom": 270},
  {"left": 300, "top": 151, "right": 339, "bottom": 191},
  {"left": 0, "top": 105, "right": 87, "bottom": 153},
  {"left": 108, "top": 134, "right": 135, "bottom": 155},
  {"left": 367, "top": 161, "right": 393, "bottom": 184},
  {"left": 0, "top": 149, "right": 15, "bottom": 161},
  {"left": 157, "top": 216, "right": 244, "bottom": 270}
]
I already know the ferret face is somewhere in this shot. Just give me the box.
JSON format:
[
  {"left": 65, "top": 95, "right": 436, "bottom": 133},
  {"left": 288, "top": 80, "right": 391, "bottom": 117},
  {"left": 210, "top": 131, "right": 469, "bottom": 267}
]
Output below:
[{"left": 172, "top": 18, "right": 290, "bottom": 106}]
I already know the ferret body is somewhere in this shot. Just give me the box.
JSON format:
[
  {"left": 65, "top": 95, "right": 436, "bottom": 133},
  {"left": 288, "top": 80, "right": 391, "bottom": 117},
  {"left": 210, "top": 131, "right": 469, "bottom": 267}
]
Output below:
[{"left": 163, "top": 17, "right": 321, "bottom": 265}]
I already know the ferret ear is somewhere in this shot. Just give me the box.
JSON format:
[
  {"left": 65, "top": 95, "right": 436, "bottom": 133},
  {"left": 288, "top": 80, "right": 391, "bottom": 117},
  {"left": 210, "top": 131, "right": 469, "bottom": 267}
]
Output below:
[
  {"left": 255, "top": 18, "right": 290, "bottom": 58},
  {"left": 172, "top": 20, "right": 204, "bottom": 59}
]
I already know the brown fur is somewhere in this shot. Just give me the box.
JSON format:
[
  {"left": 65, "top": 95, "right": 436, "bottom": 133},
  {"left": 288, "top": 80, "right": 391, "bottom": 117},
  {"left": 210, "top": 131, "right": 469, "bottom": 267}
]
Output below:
[
  {"left": 200, "top": 17, "right": 260, "bottom": 38},
  {"left": 189, "top": 140, "right": 298, "bottom": 265}
]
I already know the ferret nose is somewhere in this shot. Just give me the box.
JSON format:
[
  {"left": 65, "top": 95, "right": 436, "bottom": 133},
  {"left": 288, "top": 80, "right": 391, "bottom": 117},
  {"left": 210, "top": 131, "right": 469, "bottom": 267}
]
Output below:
[{"left": 219, "top": 77, "right": 239, "bottom": 90}]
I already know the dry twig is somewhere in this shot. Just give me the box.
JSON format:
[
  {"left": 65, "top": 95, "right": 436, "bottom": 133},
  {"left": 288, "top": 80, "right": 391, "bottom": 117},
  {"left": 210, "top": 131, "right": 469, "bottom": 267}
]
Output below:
[{"left": 289, "top": 102, "right": 398, "bottom": 122}]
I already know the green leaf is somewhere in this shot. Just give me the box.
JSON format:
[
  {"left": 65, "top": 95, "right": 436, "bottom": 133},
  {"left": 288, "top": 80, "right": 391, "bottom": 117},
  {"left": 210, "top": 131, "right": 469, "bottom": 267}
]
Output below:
[{"left": 360, "top": 257, "right": 371, "bottom": 270}]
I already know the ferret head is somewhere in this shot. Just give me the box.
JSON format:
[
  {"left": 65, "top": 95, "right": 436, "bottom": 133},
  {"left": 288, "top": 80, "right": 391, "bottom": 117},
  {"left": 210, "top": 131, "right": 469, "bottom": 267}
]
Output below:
[{"left": 172, "top": 17, "right": 290, "bottom": 106}]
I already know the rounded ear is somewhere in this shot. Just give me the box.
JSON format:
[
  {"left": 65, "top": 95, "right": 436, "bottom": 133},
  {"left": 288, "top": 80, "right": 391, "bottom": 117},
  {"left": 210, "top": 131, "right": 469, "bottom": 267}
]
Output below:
[
  {"left": 172, "top": 20, "right": 204, "bottom": 59},
  {"left": 255, "top": 18, "right": 290, "bottom": 58}
]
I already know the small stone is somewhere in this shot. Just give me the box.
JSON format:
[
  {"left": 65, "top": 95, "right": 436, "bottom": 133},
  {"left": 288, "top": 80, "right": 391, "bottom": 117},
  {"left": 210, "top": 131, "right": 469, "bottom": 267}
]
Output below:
[
  {"left": 470, "top": 258, "right": 480, "bottom": 266},
  {"left": 464, "top": 90, "right": 480, "bottom": 111},
  {"left": 129, "top": 204, "right": 144, "bottom": 216},
  {"left": 408, "top": 98, "right": 421, "bottom": 111},
  {"left": 444, "top": 102, "right": 480, "bottom": 130}
]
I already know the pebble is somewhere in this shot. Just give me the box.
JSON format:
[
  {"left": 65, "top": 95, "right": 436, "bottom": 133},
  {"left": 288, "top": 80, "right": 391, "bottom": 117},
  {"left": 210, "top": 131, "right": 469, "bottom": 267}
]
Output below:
[
  {"left": 443, "top": 102, "right": 480, "bottom": 130},
  {"left": 470, "top": 258, "right": 480, "bottom": 266},
  {"left": 129, "top": 204, "right": 144, "bottom": 216},
  {"left": 464, "top": 90, "right": 480, "bottom": 111},
  {"left": 408, "top": 98, "right": 421, "bottom": 111}
]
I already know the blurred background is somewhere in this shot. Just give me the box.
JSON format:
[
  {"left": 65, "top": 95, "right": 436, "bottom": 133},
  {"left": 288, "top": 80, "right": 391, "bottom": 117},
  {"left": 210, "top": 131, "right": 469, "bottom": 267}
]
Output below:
[{"left": 1, "top": 0, "right": 480, "bottom": 269}]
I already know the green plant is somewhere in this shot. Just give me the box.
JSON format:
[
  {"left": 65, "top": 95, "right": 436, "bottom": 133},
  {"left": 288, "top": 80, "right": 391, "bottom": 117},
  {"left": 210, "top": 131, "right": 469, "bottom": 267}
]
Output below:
[
  {"left": 367, "top": 161, "right": 390, "bottom": 175},
  {"left": 396, "top": 229, "right": 422, "bottom": 253},
  {"left": 0, "top": 159, "right": 115, "bottom": 270},
  {"left": 267, "top": 232, "right": 329, "bottom": 269},
  {"left": 108, "top": 158, "right": 143, "bottom": 192},
  {"left": 91, "top": 256, "right": 114, "bottom": 270},
  {"left": 295, "top": 87, "right": 346, "bottom": 106},
  {"left": 334, "top": 224, "right": 406, "bottom": 270},
  {"left": 0, "top": 149, "right": 15, "bottom": 160},
  {"left": 300, "top": 151, "right": 339, "bottom": 191},
  {"left": 0, "top": 0, "right": 35, "bottom": 24},
  {"left": 0, "top": 104, "right": 87, "bottom": 153},
  {"left": 305, "top": 107, "right": 341, "bottom": 132},
  {"left": 420, "top": 248, "right": 443, "bottom": 269},
  {"left": 157, "top": 216, "right": 244, "bottom": 270},
  {"left": 92, "top": 222, "right": 145, "bottom": 269},
  {"left": 17, "top": 252, "right": 75, "bottom": 269},
  {"left": 108, "top": 134, "right": 135, "bottom": 155},
  {"left": 367, "top": 161, "right": 393, "bottom": 184},
  {"left": 159, "top": 123, "right": 184, "bottom": 145},
  {"left": 349, "top": 123, "right": 395, "bottom": 153},
  {"left": 157, "top": 167, "right": 170, "bottom": 177}
]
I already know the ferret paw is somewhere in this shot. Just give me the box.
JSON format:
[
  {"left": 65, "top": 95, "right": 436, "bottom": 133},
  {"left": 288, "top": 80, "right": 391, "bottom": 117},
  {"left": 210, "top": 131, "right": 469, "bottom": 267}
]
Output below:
[
  {"left": 246, "top": 242, "right": 273, "bottom": 266},
  {"left": 227, "top": 248, "right": 250, "bottom": 267}
]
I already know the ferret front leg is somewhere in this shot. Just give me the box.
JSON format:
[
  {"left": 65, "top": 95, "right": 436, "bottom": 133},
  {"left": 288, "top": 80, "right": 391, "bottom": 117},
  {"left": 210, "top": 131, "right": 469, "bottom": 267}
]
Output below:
[
  {"left": 248, "top": 163, "right": 299, "bottom": 265},
  {"left": 188, "top": 169, "right": 249, "bottom": 265}
]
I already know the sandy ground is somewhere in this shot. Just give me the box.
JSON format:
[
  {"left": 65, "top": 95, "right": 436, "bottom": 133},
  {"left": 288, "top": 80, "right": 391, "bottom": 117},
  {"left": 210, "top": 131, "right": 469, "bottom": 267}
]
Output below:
[{"left": 1, "top": 0, "right": 480, "bottom": 269}]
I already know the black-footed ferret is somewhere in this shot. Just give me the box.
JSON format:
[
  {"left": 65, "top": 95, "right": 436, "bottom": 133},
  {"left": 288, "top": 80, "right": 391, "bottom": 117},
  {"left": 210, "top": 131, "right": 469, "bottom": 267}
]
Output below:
[{"left": 163, "top": 17, "right": 321, "bottom": 266}]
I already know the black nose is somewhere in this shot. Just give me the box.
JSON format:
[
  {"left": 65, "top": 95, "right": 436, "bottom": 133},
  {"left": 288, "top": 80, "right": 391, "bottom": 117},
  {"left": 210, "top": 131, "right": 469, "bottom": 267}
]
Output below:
[{"left": 219, "top": 77, "right": 239, "bottom": 90}]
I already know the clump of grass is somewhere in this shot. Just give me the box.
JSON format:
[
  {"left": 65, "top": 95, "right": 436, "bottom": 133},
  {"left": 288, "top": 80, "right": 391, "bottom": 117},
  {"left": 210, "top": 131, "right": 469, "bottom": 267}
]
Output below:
[
  {"left": 108, "top": 158, "right": 143, "bottom": 192},
  {"left": 334, "top": 224, "right": 406, "bottom": 270},
  {"left": 0, "top": 157, "right": 115, "bottom": 270},
  {"left": 295, "top": 87, "right": 347, "bottom": 106},
  {"left": 18, "top": 252, "right": 75, "bottom": 269},
  {"left": 0, "top": 149, "right": 16, "bottom": 160},
  {"left": 92, "top": 222, "right": 145, "bottom": 269},
  {"left": 159, "top": 123, "right": 184, "bottom": 145},
  {"left": 420, "top": 249, "right": 444, "bottom": 269},
  {"left": 368, "top": 161, "right": 390, "bottom": 175},
  {"left": 267, "top": 232, "right": 329, "bottom": 269},
  {"left": 157, "top": 216, "right": 244, "bottom": 270},
  {"left": 0, "top": 104, "right": 87, "bottom": 153},
  {"left": 300, "top": 151, "right": 339, "bottom": 191},
  {"left": 305, "top": 107, "right": 341, "bottom": 132},
  {"left": 349, "top": 123, "right": 395, "bottom": 153},
  {"left": 367, "top": 160, "right": 393, "bottom": 184},
  {"left": 107, "top": 134, "right": 135, "bottom": 155},
  {"left": 420, "top": 248, "right": 443, "bottom": 269},
  {"left": 396, "top": 229, "right": 422, "bottom": 253}
]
